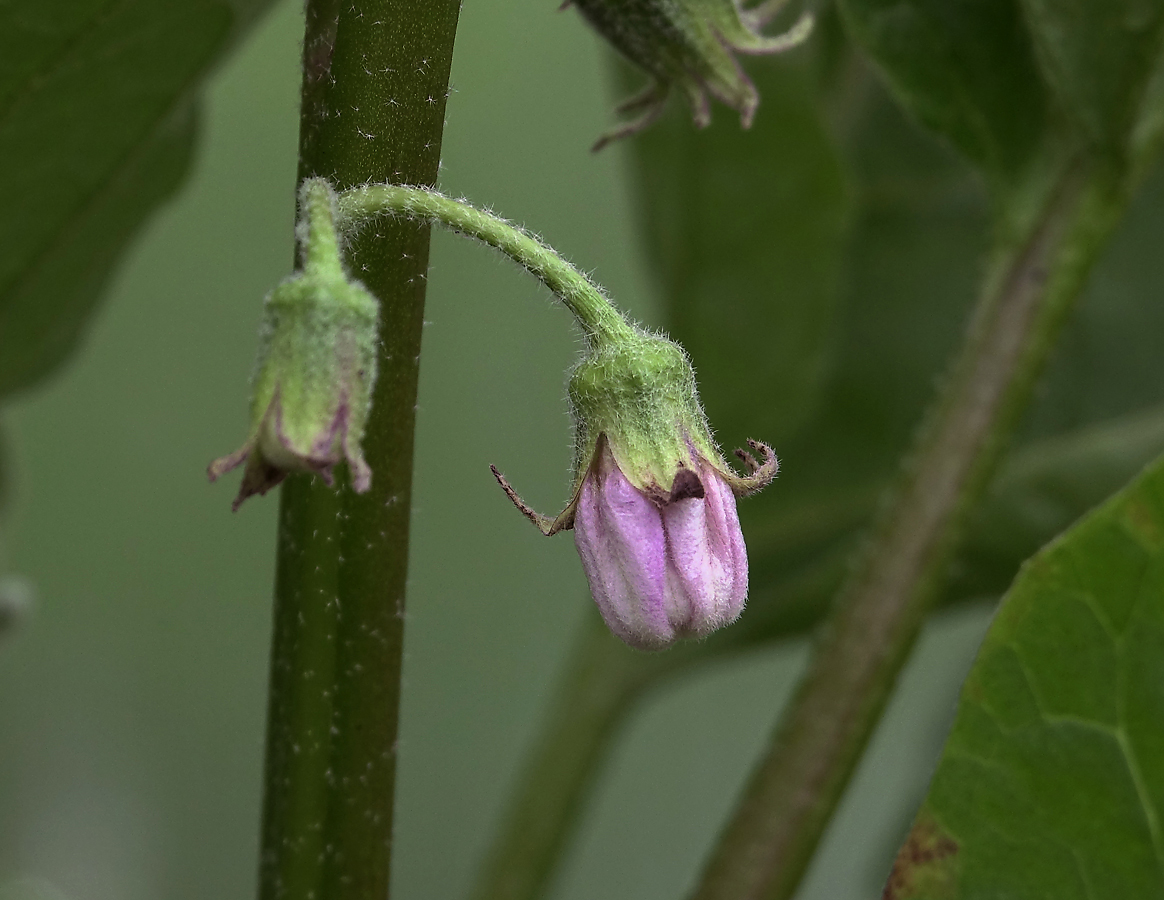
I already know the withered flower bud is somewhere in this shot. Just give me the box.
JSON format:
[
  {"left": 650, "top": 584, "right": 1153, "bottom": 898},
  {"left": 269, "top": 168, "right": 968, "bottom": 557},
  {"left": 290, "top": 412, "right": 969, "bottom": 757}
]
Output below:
[
  {"left": 568, "top": 0, "right": 813, "bottom": 149},
  {"left": 209, "top": 179, "right": 378, "bottom": 510}
]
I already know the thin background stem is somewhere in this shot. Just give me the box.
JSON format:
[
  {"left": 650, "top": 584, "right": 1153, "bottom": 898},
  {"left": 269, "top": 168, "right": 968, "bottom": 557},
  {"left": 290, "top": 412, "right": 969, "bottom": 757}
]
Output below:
[
  {"left": 471, "top": 611, "right": 661, "bottom": 900},
  {"left": 257, "top": 4, "right": 461, "bottom": 900},
  {"left": 689, "top": 159, "right": 1127, "bottom": 900}
]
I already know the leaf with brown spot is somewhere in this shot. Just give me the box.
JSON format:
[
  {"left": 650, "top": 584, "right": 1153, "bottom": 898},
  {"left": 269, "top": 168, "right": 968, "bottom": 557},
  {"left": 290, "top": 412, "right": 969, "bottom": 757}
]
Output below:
[
  {"left": 882, "top": 813, "right": 958, "bottom": 900},
  {"left": 883, "top": 453, "right": 1164, "bottom": 899}
]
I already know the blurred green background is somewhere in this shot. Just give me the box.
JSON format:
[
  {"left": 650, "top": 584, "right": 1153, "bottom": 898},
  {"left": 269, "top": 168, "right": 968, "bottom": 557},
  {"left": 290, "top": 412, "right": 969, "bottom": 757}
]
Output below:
[{"left": 0, "top": 2, "right": 1046, "bottom": 898}]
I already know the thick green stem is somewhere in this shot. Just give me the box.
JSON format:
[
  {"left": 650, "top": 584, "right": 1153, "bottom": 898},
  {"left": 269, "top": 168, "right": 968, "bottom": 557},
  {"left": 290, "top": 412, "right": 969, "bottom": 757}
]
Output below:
[
  {"left": 689, "top": 161, "right": 1127, "bottom": 900},
  {"left": 337, "top": 184, "right": 636, "bottom": 345},
  {"left": 257, "top": 4, "right": 461, "bottom": 900}
]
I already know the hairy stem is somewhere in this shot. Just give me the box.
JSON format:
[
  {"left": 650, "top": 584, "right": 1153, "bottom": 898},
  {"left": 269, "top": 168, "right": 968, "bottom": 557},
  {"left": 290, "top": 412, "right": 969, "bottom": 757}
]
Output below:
[
  {"left": 337, "top": 183, "right": 635, "bottom": 344},
  {"left": 257, "top": 4, "right": 461, "bottom": 900},
  {"left": 689, "top": 160, "right": 1126, "bottom": 900}
]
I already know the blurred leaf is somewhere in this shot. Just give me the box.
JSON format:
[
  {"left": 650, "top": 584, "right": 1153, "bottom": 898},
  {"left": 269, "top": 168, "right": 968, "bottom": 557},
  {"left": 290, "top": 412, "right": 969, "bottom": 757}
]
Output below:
[
  {"left": 1023, "top": 155, "right": 1164, "bottom": 439},
  {"left": 739, "top": 72, "right": 988, "bottom": 581},
  {"left": 624, "top": 56, "right": 851, "bottom": 448},
  {"left": 650, "top": 51, "right": 1164, "bottom": 645},
  {"left": 478, "top": 38, "right": 1164, "bottom": 900},
  {"left": 1131, "top": 48, "right": 1164, "bottom": 165},
  {"left": 739, "top": 69, "right": 1164, "bottom": 634},
  {"left": 836, "top": 0, "right": 1048, "bottom": 189},
  {"left": 884, "top": 451, "right": 1164, "bottom": 899},
  {"left": 720, "top": 404, "right": 1164, "bottom": 651},
  {"left": 953, "top": 405, "right": 1164, "bottom": 603},
  {"left": 0, "top": 0, "right": 278, "bottom": 401},
  {"left": 1020, "top": 0, "right": 1164, "bottom": 161}
]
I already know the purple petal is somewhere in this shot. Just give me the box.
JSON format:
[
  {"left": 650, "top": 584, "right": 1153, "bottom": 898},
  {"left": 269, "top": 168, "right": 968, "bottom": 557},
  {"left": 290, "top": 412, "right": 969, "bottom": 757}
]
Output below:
[
  {"left": 702, "top": 467, "right": 749, "bottom": 624},
  {"left": 663, "top": 499, "right": 726, "bottom": 635},
  {"left": 660, "top": 466, "right": 746, "bottom": 637},
  {"left": 574, "top": 448, "right": 673, "bottom": 649}
]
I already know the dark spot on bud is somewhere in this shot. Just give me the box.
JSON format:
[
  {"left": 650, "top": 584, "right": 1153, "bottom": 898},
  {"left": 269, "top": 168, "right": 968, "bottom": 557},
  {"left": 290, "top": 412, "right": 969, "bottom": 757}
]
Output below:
[{"left": 669, "top": 467, "right": 705, "bottom": 502}]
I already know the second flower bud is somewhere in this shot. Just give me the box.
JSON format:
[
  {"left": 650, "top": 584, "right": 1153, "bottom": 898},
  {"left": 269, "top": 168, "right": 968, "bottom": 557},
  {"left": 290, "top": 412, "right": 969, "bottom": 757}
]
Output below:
[{"left": 494, "top": 329, "right": 776, "bottom": 650}]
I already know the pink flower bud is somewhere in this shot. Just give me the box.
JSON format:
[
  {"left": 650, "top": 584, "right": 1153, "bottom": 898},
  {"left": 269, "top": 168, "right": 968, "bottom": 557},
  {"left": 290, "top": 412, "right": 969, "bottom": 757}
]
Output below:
[
  {"left": 489, "top": 326, "right": 777, "bottom": 650},
  {"left": 573, "top": 438, "right": 748, "bottom": 650}
]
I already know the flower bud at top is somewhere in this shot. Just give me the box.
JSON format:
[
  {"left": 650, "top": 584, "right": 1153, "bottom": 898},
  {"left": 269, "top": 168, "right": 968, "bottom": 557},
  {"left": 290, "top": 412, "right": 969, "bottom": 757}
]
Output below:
[
  {"left": 568, "top": 0, "right": 813, "bottom": 149},
  {"left": 209, "top": 179, "right": 379, "bottom": 510},
  {"left": 491, "top": 327, "right": 777, "bottom": 650}
]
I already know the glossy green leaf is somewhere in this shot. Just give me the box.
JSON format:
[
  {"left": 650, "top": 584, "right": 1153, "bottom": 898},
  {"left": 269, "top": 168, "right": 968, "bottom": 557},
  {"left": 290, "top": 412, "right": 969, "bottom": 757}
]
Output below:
[
  {"left": 1021, "top": 0, "right": 1164, "bottom": 160},
  {"left": 885, "top": 452, "right": 1164, "bottom": 899},
  {"left": 836, "top": 0, "right": 1048, "bottom": 189},
  {"left": 0, "top": 0, "right": 277, "bottom": 401}
]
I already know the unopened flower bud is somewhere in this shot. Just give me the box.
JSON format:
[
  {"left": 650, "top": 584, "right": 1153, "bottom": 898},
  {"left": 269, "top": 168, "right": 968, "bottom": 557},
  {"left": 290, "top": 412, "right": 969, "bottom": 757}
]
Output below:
[
  {"left": 574, "top": 435, "right": 749, "bottom": 649},
  {"left": 568, "top": 0, "right": 814, "bottom": 149},
  {"left": 209, "top": 179, "right": 379, "bottom": 510},
  {"left": 492, "top": 327, "right": 776, "bottom": 650}
]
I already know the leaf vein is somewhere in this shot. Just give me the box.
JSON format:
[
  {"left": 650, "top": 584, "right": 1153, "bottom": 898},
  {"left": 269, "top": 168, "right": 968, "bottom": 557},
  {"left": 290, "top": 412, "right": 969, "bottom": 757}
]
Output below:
[{"left": 1115, "top": 561, "right": 1164, "bottom": 881}]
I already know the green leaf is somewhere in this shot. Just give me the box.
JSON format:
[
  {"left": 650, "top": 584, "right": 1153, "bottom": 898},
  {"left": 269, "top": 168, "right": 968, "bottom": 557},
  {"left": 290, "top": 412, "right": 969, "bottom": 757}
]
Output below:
[
  {"left": 836, "top": 0, "right": 1049, "bottom": 189},
  {"left": 0, "top": 0, "right": 277, "bottom": 401},
  {"left": 885, "top": 452, "right": 1164, "bottom": 899},
  {"left": 624, "top": 55, "right": 851, "bottom": 449},
  {"left": 1020, "top": 0, "right": 1164, "bottom": 161}
]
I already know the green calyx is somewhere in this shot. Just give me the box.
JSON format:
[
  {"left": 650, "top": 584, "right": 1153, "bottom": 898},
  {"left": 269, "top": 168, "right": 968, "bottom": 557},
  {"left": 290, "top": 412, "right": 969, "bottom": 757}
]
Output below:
[
  {"left": 492, "top": 325, "right": 778, "bottom": 536},
  {"left": 209, "top": 179, "right": 379, "bottom": 510},
  {"left": 570, "top": 0, "right": 813, "bottom": 149},
  {"left": 569, "top": 327, "right": 777, "bottom": 500},
  {"left": 249, "top": 267, "right": 377, "bottom": 464},
  {"left": 568, "top": 330, "right": 717, "bottom": 498}
]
